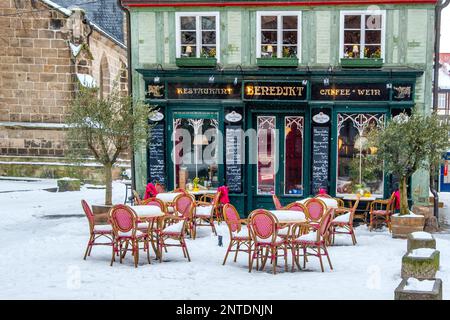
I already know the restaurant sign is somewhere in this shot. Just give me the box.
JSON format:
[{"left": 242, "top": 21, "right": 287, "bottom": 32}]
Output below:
[
  {"left": 243, "top": 81, "right": 307, "bottom": 101},
  {"left": 311, "top": 83, "right": 389, "bottom": 101},
  {"left": 167, "top": 83, "right": 242, "bottom": 100}
]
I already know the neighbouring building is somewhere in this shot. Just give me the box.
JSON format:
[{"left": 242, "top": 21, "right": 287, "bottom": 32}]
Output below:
[
  {"left": 121, "top": 0, "right": 437, "bottom": 213},
  {"left": 0, "top": 0, "right": 128, "bottom": 181},
  {"left": 437, "top": 53, "right": 450, "bottom": 192}
]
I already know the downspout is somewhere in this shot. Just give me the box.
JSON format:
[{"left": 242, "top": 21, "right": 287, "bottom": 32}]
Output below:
[
  {"left": 117, "top": 0, "right": 137, "bottom": 192},
  {"left": 432, "top": 0, "right": 450, "bottom": 225}
]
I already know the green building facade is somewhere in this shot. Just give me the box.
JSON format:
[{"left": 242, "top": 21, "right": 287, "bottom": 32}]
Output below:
[{"left": 121, "top": 0, "right": 438, "bottom": 214}]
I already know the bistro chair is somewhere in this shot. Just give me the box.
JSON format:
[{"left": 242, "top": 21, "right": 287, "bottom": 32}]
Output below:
[
  {"left": 330, "top": 196, "right": 360, "bottom": 245},
  {"left": 291, "top": 209, "right": 334, "bottom": 272},
  {"left": 173, "top": 193, "right": 197, "bottom": 238},
  {"left": 138, "top": 197, "right": 166, "bottom": 234},
  {"left": 132, "top": 190, "right": 142, "bottom": 205},
  {"left": 304, "top": 198, "right": 327, "bottom": 229},
  {"left": 81, "top": 200, "right": 114, "bottom": 260},
  {"left": 315, "top": 193, "right": 333, "bottom": 198},
  {"left": 200, "top": 193, "right": 223, "bottom": 223},
  {"left": 272, "top": 195, "right": 283, "bottom": 210},
  {"left": 157, "top": 194, "right": 195, "bottom": 262},
  {"left": 369, "top": 192, "right": 396, "bottom": 232},
  {"left": 193, "top": 191, "right": 220, "bottom": 238},
  {"left": 109, "top": 204, "right": 151, "bottom": 268},
  {"left": 222, "top": 204, "right": 252, "bottom": 267},
  {"left": 248, "top": 209, "right": 289, "bottom": 275}
]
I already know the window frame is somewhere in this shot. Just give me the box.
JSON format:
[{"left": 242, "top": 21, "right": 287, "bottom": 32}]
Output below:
[
  {"left": 175, "top": 12, "right": 221, "bottom": 61},
  {"left": 339, "top": 10, "right": 386, "bottom": 60},
  {"left": 256, "top": 11, "right": 302, "bottom": 60}
]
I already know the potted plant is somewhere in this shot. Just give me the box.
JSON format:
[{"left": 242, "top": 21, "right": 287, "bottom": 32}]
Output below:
[
  {"left": 65, "top": 83, "right": 153, "bottom": 220},
  {"left": 341, "top": 47, "right": 383, "bottom": 68},
  {"left": 175, "top": 46, "right": 217, "bottom": 68},
  {"left": 371, "top": 108, "right": 450, "bottom": 237},
  {"left": 256, "top": 46, "right": 299, "bottom": 68}
]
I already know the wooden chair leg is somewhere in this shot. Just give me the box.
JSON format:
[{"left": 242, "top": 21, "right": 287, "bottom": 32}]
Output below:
[
  {"left": 323, "top": 245, "right": 333, "bottom": 270},
  {"left": 223, "top": 241, "right": 233, "bottom": 265},
  {"left": 233, "top": 242, "right": 240, "bottom": 262},
  {"left": 317, "top": 246, "right": 325, "bottom": 272},
  {"left": 133, "top": 241, "right": 139, "bottom": 268},
  {"left": 84, "top": 235, "right": 93, "bottom": 260},
  {"left": 182, "top": 238, "right": 191, "bottom": 262}
]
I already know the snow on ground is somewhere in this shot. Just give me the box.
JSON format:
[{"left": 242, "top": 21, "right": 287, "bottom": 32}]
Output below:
[{"left": 0, "top": 178, "right": 449, "bottom": 300}]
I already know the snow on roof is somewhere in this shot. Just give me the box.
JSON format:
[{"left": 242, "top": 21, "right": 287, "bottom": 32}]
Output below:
[
  {"left": 40, "top": 0, "right": 72, "bottom": 16},
  {"left": 439, "top": 66, "right": 450, "bottom": 90},
  {"left": 77, "top": 73, "right": 97, "bottom": 88}
]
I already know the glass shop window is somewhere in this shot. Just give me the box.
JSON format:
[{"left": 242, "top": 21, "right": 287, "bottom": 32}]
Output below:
[
  {"left": 257, "top": 12, "right": 301, "bottom": 59},
  {"left": 173, "top": 118, "right": 219, "bottom": 190},
  {"left": 341, "top": 11, "right": 385, "bottom": 59},
  {"left": 336, "top": 113, "right": 385, "bottom": 196},
  {"left": 257, "top": 116, "right": 277, "bottom": 195},
  {"left": 284, "top": 116, "right": 304, "bottom": 195},
  {"left": 176, "top": 13, "right": 219, "bottom": 59}
]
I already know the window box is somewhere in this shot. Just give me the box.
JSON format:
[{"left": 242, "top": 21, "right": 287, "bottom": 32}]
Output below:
[
  {"left": 340, "top": 58, "right": 384, "bottom": 68},
  {"left": 256, "top": 57, "right": 299, "bottom": 68},
  {"left": 176, "top": 57, "right": 217, "bottom": 68}
]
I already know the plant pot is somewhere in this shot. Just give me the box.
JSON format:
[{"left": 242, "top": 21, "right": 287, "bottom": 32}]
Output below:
[
  {"left": 175, "top": 57, "right": 217, "bottom": 68},
  {"left": 256, "top": 57, "right": 299, "bottom": 68},
  {"left": 91, "top": 204, "right": 113, "bottom": 225},
  {"left": 340, "top": 58, "right": 383, "bottom": 68},
  {"left": 391, "top": 213, "right": 426, "bottom": 239}
]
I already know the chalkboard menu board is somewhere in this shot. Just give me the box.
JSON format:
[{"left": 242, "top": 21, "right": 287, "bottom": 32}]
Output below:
[
  {"left": 312, "top": 127, "right": 330, "bottom": 194},
  {"left": 225, "top": 126, "right": 243, "bottom": 193},
  {"left": 148, "top": 123, "right": 166, "bottom": 185}
]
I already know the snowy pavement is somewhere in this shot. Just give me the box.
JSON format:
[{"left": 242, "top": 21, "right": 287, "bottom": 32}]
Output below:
[{"left": 0, "top": 178, "right": 449, "bottom": 299}]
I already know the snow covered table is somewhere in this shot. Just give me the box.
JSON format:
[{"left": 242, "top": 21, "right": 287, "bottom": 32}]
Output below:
[
  {"left": 130, "top": 205, "right": 165, "bottom": 218},
  {"left": 269, "top": 210, "right": 306, "bottom": 224},
  {"left": 155, "top": 192, "right": 182, "bottom": 203},
  {"left": 296, "top": 197, "right": 339, "bottom": 209}
]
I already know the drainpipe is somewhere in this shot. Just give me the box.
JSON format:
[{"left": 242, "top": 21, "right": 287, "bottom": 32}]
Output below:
[
  {"left": 432, "top": 0, "right": 450, "bottom": 225},
  {"left": 117, "top": 0, "right": 136, "bottom": 192}
]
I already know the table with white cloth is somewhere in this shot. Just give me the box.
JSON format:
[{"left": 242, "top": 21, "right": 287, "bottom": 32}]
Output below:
[
  {"left": 155, "top": 192, "right": 182, "bottom": 203},
  {"left": 342, "top": 195, "right": 377, "bottom": 224},
  {"left": 296, "top": 197, "right": 339, "bottom": 209}
]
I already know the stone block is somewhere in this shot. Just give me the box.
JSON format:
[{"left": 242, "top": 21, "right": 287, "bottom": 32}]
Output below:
[
  {"left": 57, "top": 178, "right": 80, "bottom": 192},
  {"left": 407, "top": 232, "right": 436, "bottom": 251},
  {"left": 401, "top": 249, "right": 440, "bottom": 280},
  {"left": 395, "top": 278, "right": 442, "bottom": 300}
]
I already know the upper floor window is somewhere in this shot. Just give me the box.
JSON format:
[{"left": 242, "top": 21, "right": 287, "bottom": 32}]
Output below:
[
  {"left": 340, "top": 10, "right": 386, "bottom": 59},
  {"left": 175, "top": 12, "right": 220, "bottom": 60},
  {"left": 256, "top": 11, "right": 301, "bottom": 59}
]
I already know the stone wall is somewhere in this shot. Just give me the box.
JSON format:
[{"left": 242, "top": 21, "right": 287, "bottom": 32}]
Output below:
[{"left": 0, "top": 0, "right": 128, "bottom": 172}]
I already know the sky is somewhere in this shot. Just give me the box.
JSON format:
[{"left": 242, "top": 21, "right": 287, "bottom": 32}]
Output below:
[{"left": 442, "top": 7, "right": 450, "bottom": 53}]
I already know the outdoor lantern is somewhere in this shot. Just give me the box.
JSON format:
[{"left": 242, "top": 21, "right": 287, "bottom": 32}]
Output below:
[{"left": 193, "top": 134, "right": 208, "bottom": 146}]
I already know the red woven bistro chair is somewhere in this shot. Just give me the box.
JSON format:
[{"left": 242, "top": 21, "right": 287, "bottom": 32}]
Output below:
[
  {"left": 81, "top": 200, "right": 114, "bottom": 260},
  {"left": 156, "top": 194, "right": 194, "bottom": 262},
  {"left": 272, "top": 195, "right": 283, "bottom": 210},
  {"left": 248, "top": 209, "right": 289, "bottom": 274},
  {"left": 109, "top": 205, "right": 151, "bottom": 268},
  {"left": 304, "top": 198, "right": 327, "bottom": 229},
  {"left": 173, "top": 193, "right": 196, "bottom": 238},
  {"left": 330, "top": 196, "right": 360, "bottom": 245},
  {"left": 291, "top": 209, "right": 334, "bottom": 272},
  {"left": 369, "top": 192, "right": 396, "bottom": 232},
  {"left": 193, "top": 191, "right": 220, "bottom": 238},
  {"left": 222, "top": 204, "right": 252, "bottom": 267},
  {"left": 315, "top": 193, "right": 332, "bottom": 198},
  {"left": 138, "top": 197, "right": 166, "bottom": 246}
]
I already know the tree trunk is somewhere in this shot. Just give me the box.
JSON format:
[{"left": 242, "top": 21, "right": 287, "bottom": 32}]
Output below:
[
  {"left": 104, "top": 163, "right": 113, "bottom": 206},
  {"left": 429, "top": 164, "right": 440, "bottom": 227},
  {"left": 399, "top": 176, "right": 409, "bottom": 215}
]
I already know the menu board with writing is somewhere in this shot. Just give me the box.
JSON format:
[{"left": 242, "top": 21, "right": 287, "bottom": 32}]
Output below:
[
  {"left": 148, "top": 123, "right": 166, "bottom": 185},
  {"left": 311, "top": 127, "right": 330, "bottom": 194},
  {"left": 225, "top": 126, "right": 243, "bottom": 193}
]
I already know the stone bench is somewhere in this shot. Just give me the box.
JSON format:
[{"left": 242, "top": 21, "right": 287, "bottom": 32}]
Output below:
[
  {"left": 401, "top": 248, "right": 440, "bottom": 280},
  {"left": 407, "top": 231, "right": 436, "bottom": 252},
  {"left": 395, "top": 278, "right": 442, "bottom": 300}
]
